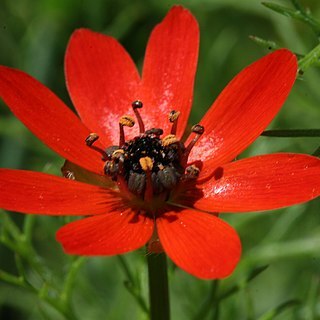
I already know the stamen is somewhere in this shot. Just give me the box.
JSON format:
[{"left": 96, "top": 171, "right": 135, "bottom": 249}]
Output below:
[
  {"left": 105, "top": 145, "right": 120, "bottom": 159},
  {"left": 168, "top": 110, "right": 180, "bottom": 135},
  {"left": 104, "top": 160, "right": 118, "bottom": 179},
  {"left": 184, "top": 124, "right": 205, "bottom": 160},
  {"left": 157, "top": 166, "right": 179, "bottom": 189},
  {"left": 145, "top": 128, "right": 163, "bottom": 138},
  {"left": 112, "top": 149, "right": 125, "bottom": 161},
  {"left": 119, "top": 115, "right": 135, "bottom": 127},
  {"left": 162, "top": 134, "right": 178, "bottom": 147},
  {"left": 139, "top": 156, "right": 153, "bottom": 201},
  {"left": 85, "top": 132, "right": 99, "bottom": 146},
  {"left": 102, "top": 108, "right": 193, "bottom": 199},
  {"left": 85, "top": 133, "right": 108, "bottom": 160},
  {"left": 128, "top": 172, "right": 145, "bottom": 195},
  {"left": 119, "top": 115, "right": 135, "bottom": 146},
  {"left": 184, "top": 164, "right": 200, "bottom": 180},
  {"left": 132, "top": 100, "right": 145, "bottom": 134},
  {"left": 191, "top": 124, "right": 204, "bottom": 135}
]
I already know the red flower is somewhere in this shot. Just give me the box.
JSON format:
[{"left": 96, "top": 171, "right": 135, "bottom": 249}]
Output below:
[{"left": 0, "top": 6, "right": 319, "bottom": 279}]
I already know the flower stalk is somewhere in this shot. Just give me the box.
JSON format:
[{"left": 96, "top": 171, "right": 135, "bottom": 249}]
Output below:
[{"left": 147, "top": 253, "right": 170, "bottom": 320}]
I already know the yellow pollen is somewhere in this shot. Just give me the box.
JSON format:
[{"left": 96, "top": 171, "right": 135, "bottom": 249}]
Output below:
[
  {"left": 139, "top": 157, "right": 153, "bottom": 171},
  {"left": 162, "top": 134, "right": 178, "bottom": 146},
  {"left": 119, "top": 115, "right": 135, "bottom": 127}
]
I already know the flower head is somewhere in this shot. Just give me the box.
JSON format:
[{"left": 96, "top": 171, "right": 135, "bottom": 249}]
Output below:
[{"left": 0, "top": 6, "right": 319, "bottom": 279}]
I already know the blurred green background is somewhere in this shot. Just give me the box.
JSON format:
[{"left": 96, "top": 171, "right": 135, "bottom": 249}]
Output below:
[{"left": 0, "top": 0, "right": 320, "bottom": 319}]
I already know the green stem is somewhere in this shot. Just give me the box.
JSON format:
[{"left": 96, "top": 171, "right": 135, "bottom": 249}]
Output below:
[
  {"left": 23, "top": 215, "right": 36, "bottom": 244},
  {"left": 299, "top": 43, "right": 320, "bottom": 73},
  {"left": 262, "top": 2, "right": 320, "bottom": 36},
  {"left": 290, "top": 0, "right": 304, "bottom": 12},
  {"left": 147, "top": 253, "right": 170, "bottom": 320},
  {"left": 261, "top": 129, "right": 320, "bottom": 137},
  {"left": 0, "top": 270, "right": 27, "bottom": 288},
  {"left": 60, "top": 257, "right": 85, "bottom": 313},
  {"left": 1, "top": 211, "right": 21, "bottom": 240}
]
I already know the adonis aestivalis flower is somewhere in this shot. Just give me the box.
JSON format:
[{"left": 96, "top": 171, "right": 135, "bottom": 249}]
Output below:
[{"left": 0, "top": 6, "right": 319, "bottom": 279}]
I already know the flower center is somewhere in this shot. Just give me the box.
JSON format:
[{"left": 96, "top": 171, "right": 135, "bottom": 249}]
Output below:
[{"left": 85, "top": 101, "right": 204, "bottom": 203}]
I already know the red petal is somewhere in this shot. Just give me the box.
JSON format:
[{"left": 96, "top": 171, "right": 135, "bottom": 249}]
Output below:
[
  {"left": 189, "top": 154, "right": 320, "bottom": 213},
  {"left": 65, "top": 29, "right": 140, "bottom": 145},
  {"left": 56, "top": 209, "right": 154, "bottom": 255},
  {"left": 0, "top": 66, "right": 103, "bottom": 174},
  {"left": 0, "top": 169, "right": 122, "bottom": 215},
  {"left": 188, "top": 49, "right": 297, "bottom": 171},
  {"left": 61, "top": 160, "right": 115, "bottom": 188},
  {"left": 157, "top": 209, "right": 241, "bottom": 279},
  {"left": 140, "top": 6, "right": 199, "bottom": 137}
]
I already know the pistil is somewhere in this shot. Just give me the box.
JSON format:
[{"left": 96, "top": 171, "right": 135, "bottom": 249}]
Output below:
[{"left": 139, "top": 156, "right": 154, "bottom": 201}]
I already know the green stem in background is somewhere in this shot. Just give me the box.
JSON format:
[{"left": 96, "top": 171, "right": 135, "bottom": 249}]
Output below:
[
  {"left": 117, "top": 255, "right": 149, "bottom": 315},
  {"left": 262, "top": 2, "right": 320, "bottom": 36},
  {"left": 147, "top": 253, "right": 170, "bottom": 320},
  {"left": 290, "top": 0, "right": 304, "bottom": 12},
  {"left": 298, "top": 43, "right": 320, "bottom": 73},
  {"left": 257, "top": 299, "right": 300, "bottom": 320},
  {"left": 60, "top": 257, "right": 85, "bottom": 315},
  {"left": 23, "top": 215, "right": 36, "bottom": 244},
  {"left": 193, "top": 281, "right": 219, "bottom": 320},
  {"left": 1, "top": 211, "right": 21, "bottom": 240},
  {"left": 261, "top": 129, "right": 320, "bottom": 137}
]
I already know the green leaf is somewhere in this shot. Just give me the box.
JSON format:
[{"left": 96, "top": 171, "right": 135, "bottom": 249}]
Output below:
[
  {"left": 249, "top": 35, "right": 280, "bottom": 51},
  {"left": 218, "top": 265, "right": 269, "bottom": 301},
  {"left": 298, "top": 43, "right": 320, "bottom": 73}
]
